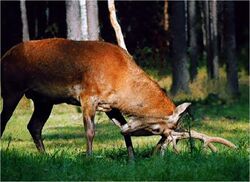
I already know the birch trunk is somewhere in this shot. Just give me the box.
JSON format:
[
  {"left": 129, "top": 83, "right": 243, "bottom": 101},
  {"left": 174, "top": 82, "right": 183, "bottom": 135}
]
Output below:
[
  {"left": 20, "top": 0, "right": 30, "bottom": 41},
  {"left": 66, "top": 1, "right": 82, "bottom": 40},
  {"left": 80, "top": 0, "right": 88, "bottom": 40},
  {"left": 86, "top": 0, "right": 99, "bottom": 40}
]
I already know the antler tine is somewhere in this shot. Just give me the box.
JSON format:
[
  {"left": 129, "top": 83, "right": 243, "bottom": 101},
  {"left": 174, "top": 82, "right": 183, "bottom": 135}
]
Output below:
[
  {"left": 163, "top": 130, "right": 236, "bottom": 153},
  {"left": 204, "top": 136, "right": 237, "bottom": 149},
  {"left": 160, "top": 139, "right": 171, "bottom": 156},
  {"left": 161, "top": 134, "right": 180, "bottom": 155},
  {"left": 207, "top": 143, "right": 218, "bottom": 152},
  {"left": 190, "top": 130, "right": 237, "bottom": 149},
  {"left": 160, "top": 131, "right": 183, "bottom": 154}
]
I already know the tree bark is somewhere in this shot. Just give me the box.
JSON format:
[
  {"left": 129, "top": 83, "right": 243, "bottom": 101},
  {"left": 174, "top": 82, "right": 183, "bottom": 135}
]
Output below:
[
  {"left": 45, "top": 2, "right": 49, "bottom": 26},
  {"left": 200, "top": 1, "right": 207, "bottom": 55},
  {"left": 108, "top": 0, "right": 127, "bottom": 51},
  {"left": 188, "top": 1, "right": 198, "bottom": 82},
  {"left": 217, "top": 1, "right": 224, "bottom": 56},
  {"left": 204, "top": 0, "right": 219, "bottom": 79},
  {"left": 204, "top": 1, "right": 213, "bottom": 79},
  {"left": 86, "top": 0, "right": 99, "bottom": 40},
  {"left": 164, "top": 0, "right": 169, "bottom": 31},
  {"left": 80, "top": 0, "right": 88, "bottom": 40},
  {"left": 66, "top": 1, "right": 82, "bottom": 40},
  {"left": 20, "top": 0, "right": 30, "bottom": 41},
  {"left": 170, "top": 1, "right": 190, "bottom": 95},
  {"left": 223, "top": 2, "right": 239, "bottom": 97},
  {"left": 210, "top": 0, "right": 219, "bottom": 79}
]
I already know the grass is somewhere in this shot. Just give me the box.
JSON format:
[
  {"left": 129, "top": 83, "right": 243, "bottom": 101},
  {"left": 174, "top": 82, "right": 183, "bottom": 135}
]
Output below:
[{"left": 1, "top": 69, "right": 249, "bottom": 181}]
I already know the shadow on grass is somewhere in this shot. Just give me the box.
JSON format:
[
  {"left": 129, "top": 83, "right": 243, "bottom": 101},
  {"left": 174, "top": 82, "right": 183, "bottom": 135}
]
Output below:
[
  {"left": 44, "top": 126, "right": 84, "bottom": 140},
  {"left": 44, "top": 89, "right": 249, "bottom": 141},
  {"left": 1, "top": 148, "right": 249, "bottom": 181},
  {"left": 34, "top": 91, "right": 249, "bottom": 154},
  {"left": 43, "top": 123, "right": 122, "bottom": 143}
]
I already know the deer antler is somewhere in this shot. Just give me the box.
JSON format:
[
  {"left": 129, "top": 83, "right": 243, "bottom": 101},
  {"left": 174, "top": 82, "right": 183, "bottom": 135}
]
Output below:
[{"left": 160, "top": 130, "right": 237, "bottom": 155}]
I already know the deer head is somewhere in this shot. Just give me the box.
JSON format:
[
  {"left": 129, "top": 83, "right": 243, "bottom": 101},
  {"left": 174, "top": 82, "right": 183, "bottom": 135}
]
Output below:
[
  {"left": 116, "top": 102, "right": 236, "bottom": 154},
  {"left": 120, "top": 102, "right": 192, "bottom": 137}
]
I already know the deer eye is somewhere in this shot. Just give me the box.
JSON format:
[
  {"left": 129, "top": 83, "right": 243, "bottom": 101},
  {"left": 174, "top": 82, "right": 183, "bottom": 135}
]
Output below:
[
  {"left": 150, "top": 124, "right": 161, "bottom": 134},
  {"left": 153, "top": 128, "right": 160, "bottom": 133}
]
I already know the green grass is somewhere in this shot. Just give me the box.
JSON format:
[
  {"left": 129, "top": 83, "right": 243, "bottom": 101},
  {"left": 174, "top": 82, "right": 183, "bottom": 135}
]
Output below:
[{"left": 1, "top": 70, "right": 249, "bottom": 181}]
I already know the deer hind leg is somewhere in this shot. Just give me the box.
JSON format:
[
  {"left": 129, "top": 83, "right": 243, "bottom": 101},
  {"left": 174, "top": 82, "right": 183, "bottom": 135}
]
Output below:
[
  {"left": 1, "top": 92, "right": 24, "bottom": 137},
  {"left": 27, "top": 99, "right": 53, "bottom": 152},
  {"left": 106, "top": 109, "right": 135, "bottom": 160}
]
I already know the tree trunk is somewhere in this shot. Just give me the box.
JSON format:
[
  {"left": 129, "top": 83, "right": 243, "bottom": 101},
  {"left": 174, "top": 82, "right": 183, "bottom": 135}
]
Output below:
[
  {"left": 66, "top": 0, "right": 82, "bottom": 40},
  {"left": 20, "top": 0, "right": 30, "bottom": 41},
  {"left": 217, "top": 1, "right": 225, "bottom": 57},
  {"left": 223, "top": 2, "right": 239, "bottom": 97},
  {"left": 108, "top": 0, "right": 127, "bottom": 51},
  {"left": 188, "top": 1, "right": 198, "bottom": 82},
  {"left": 204, "top": 1, "right": 213, "bottom": 79},
  {"left": 164, "top": 0, "right": 169, "bottom": 31},
  {"left": 210, "top": 0, "right": 219, "bottom": 79},
  {"left": 34, "top": 17, "right": 38, "bottom": 38},
  {"left": 170, "top": 1, "right": 190, "bottom": 95},
  {"left": 200, "top": 1, "right": 207, "bottom": 56},
  {"left": 45, "top": 2, "right": 49, "bottom": 26},
  {"left": 86, "top": 0, "right": 99, "bottom": 40},
  {"left": 204, "top": 0, "right": 219, "bottom": 79},
  {"left": 80, "top": 0, "right": 88, "bottom": 40}
]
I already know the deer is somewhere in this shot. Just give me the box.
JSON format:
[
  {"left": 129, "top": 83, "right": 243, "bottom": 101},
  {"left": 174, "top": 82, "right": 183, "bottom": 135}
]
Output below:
[{"left": 1, "top": 38, "right": 236, "bottom": 159}]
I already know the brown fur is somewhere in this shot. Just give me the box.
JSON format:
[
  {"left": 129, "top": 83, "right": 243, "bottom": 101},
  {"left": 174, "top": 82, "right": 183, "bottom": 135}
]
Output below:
[
  {"left": 1, "top": 38, "right": 175, "bottom": 117},
  {"left": 1, "top": 38, "right": 176, "bottom": 157}
]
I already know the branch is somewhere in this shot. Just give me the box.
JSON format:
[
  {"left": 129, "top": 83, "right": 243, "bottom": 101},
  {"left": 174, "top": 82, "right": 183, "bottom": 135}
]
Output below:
[{"left": 108, "top": 0, "right": 128, "bottom": 51}]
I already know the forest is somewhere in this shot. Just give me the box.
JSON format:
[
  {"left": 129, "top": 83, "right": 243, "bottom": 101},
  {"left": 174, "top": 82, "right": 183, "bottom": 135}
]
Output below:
[{"left": 1, "top": 0, "right": 249, "bottom": 181}]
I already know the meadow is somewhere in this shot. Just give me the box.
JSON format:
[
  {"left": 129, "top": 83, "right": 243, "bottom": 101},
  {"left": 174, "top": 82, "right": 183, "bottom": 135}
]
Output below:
[{"left": 1, "top": 68, "right": 249, "bottom": 181}]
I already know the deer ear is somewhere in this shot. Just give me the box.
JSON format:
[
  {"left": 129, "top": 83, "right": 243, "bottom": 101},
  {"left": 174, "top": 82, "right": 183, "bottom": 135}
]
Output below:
[
  {"left": 174, "top": 102, "right": 191, "bottom": 116},
  {"left": 167, "top": 102, "right": 191, "bottom": 124}
]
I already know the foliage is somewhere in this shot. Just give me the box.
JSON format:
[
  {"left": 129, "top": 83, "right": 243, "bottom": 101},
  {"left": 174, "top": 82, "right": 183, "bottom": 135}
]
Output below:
[
  {"left": 157, "top": 67, "right": 249, "bottom": 101},
  {"left": 1, "top": 69, "right": 249, "bottom": 181}
]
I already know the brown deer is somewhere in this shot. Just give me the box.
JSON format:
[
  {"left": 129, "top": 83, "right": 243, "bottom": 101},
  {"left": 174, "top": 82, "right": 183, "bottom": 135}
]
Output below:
[{"left": 1, "top": 38, "right": 235, "bottom": 159}]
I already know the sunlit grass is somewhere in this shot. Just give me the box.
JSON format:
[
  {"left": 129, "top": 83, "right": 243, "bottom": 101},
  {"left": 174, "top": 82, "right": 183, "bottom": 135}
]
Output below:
[
  {"left": 1, "top": 69, "right": 249, "bottom": 180},
  {"left": 157, "top": 67, "right": 250, "bottom": 101}
]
